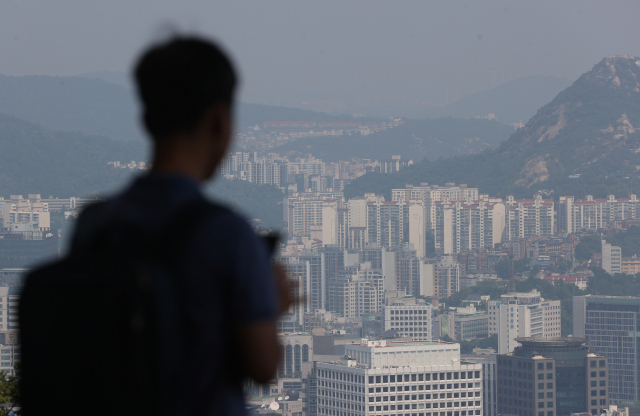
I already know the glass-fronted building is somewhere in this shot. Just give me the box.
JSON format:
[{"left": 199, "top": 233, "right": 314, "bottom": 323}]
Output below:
[
  {"left": 574, "top": 295, "right": 640, "bottom": 403},
  {"left": 497, "top": 337, "right": 609, "bottom": 416}
]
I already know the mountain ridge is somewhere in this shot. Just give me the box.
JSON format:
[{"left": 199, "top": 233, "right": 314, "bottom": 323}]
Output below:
[{"left": 344, "top": 56, "right": 640, "bottom": 200}]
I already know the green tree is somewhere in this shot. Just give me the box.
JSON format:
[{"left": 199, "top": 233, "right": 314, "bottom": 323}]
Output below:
[
  {"left": 459, "top": 334, "right": 499, "bottom": 354},
  {"left": 0, "top": 366, "right": 20, "bottom": 416},
  {"left": 574, "top": 235, "right": 601, "bottom": 262}
]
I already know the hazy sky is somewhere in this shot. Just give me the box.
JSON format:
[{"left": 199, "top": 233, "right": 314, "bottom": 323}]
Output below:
[{"left": 1, "top": 0, "right": 639, "bottom": 109}]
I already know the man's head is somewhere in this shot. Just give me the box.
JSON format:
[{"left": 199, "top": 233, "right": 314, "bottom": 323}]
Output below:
[{"left": 134, "top": 36, "right": 237, "bottom": 179}]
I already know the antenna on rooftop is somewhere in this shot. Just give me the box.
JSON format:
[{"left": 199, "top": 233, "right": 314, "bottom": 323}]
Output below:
[{"left": 507, "top": 245, "right": 516, "bottom": 294}]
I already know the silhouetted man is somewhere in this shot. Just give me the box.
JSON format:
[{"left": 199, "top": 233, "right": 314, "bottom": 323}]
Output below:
[{"left": 72, "top": 36, "right": 288, "bottom": 415}]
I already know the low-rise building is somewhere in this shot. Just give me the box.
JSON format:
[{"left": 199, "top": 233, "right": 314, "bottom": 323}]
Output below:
[
  {"left": 442, "top": 306, "right": 489, "bottom": 341},
  {"left": 543, "top": 275, "right": 588, "bottom": 290},
  {"left": 384, "top": 297, "right": 433, "bottom": 341},
  {"left": 622, "top": 255, "right": 640, "bottom": 274}
]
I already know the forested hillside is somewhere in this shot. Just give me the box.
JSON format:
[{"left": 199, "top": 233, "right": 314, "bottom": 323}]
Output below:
[
  {"left": 275, "top": 118, "right": 512, "bottom": 162},
  {"left": 0, "top": 112, "right": 283, "bottom": 227}
]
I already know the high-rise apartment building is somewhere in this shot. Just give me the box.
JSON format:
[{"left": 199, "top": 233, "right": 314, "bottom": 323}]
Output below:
[
  {"left": 504, "top": 195, "right": 555, "bottom": 239},
  {"left": 601, "top": 240, "right": 622, "bottom": 275},
  {"left": 316, "top": 339, "right": 483, "bottom": 416},
  {"left": 488, "top": 290, "right": 561, "bottom": 354},
  {"left": 421, "top": 256, "right": 461, "bottom": 299},
  {"left": 433, "top": 200, "right": 505, "bottom": 255},
  {"left": 497, "top": 337, "right": 609, "bottom": 416},
  {"left": 574, "top": 296, "right": 640, "bottom": 402},
  {"left": 330, "top": 263, "right": 385, "bottom": 318},
  {"left": 391, "top": 183, "right": 479, "bottom": 232},
  {"left": 284, "top": 192, "right": 344, "bottom": 237},
  {"left": 558, "top": 194, "right": 639, "bottom": 233}
]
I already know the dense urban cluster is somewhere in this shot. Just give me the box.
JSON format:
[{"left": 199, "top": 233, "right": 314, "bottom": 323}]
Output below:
[{"left": 2, "top": 175, "right": 640, "bottom": 416}]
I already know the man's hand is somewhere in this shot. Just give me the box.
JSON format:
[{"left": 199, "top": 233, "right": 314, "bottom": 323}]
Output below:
[{"left": 273, "top": 263, "right": 304, "bottom": 315}]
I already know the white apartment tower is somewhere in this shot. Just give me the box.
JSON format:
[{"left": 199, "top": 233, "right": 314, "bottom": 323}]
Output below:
[
  {"left": 558, "top": 194, "right": 639, "bottom": 233},
  {"left": 602, "top": 240, "right": 622, "bottom": 275},
  {"left": 391, "top": 183, "right": 479, "bottom": 232},
  {"left": 504, "top": 195, "right": 554, "bottom": 239},
  {"left": 488, "top": 290, "right": 561, "bottom": 354},
  {"left": 433, "top": 200, "right": 505, "bottom": 255},
  {"left": 316, "top": 339, "right": 483, "bottom": 416}
]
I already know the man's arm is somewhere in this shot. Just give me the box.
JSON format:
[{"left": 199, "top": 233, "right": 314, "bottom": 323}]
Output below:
[
  {"left": 236, "top": 263, "right": 295, "bottom": 384},
  {"left": 236, "top": 321, "right": 280, "bottom": 384}
]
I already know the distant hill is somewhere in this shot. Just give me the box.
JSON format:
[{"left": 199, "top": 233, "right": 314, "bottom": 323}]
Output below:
[
  {"left": 0, "top": 73, "right": 378, "bottom": 143},
  {"left": 425, "top": 76, "right": 573, "bottom": 125},
  {"left": 0, "top": 74, "right": 144, "bottom": 142},
  {"left": 0, "top": 112, "right": 144, "bottom": 197},
  {"left": 345, "top": 56, "right": 640, "bottom": 200},
  {"left": 274, "top": 118, "right": 513, "bottom": 162},
  {"left": 0, "top": 111, "right": 282, "bottom": 226},
  {"left": 236, "top": 102, "right": 380, "bottom": 130},
  {"left": 205, "top": 177, "right": 283, "bottom": 229}
]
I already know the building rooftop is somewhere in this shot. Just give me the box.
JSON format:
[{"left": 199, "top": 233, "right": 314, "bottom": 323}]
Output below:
[{"left": 514, "top": 337, "right": 587, "bottom": 347}]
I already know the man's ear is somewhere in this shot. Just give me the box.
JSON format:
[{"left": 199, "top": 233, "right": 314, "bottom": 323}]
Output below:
[{"left": 205, "top": 104, "right": 232, "bottom": 141}]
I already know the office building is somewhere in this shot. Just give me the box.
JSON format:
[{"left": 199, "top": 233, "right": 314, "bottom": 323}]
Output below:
[
  {"left": 278, "top": 333, "right": 314, "bottom": 379},
  {"left": 497, "top": 337, "right": 609, "bottom": 416},
  {"left": 316, "top": 339, "right": 483, "bottom": 416},
  {"left": 442, "top": 306, "right": 489, "bottom": 341},
  {"left": 384, "top": 299, "right": 433, "bottom": 341},
  {"left": 488, "top": 290, "right": 561, "bottom": 354},
  {"left": 601, "top": 240, "right": 622, "bottom": 275},
  {"left": 574, "top": 296, "right": 640, "bottom": 402},
  {"left": 462, "top": 354, "right": 497, "bottom": 416},
  {"left": 2, "top": 195, "right": 51, "bottom": 231}
]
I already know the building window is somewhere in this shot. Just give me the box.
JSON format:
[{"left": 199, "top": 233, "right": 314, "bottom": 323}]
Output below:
[
  {"left": 590, "top": 361, "right": 596, "bottom": 368},
  {"left": 599, "top": 360, "right": 605, "bottom": 367},
  {"left": 538, "top": 363, "right": 544, "bottom": 370},
  {"left": 599, "top": 381, "right": 606, "bottom": 387},
  {"left": 600, "top": 390, "right": 606, "bottom": 396},
  {"left": 591, "top": 391, "right": 597, "bottom": 397},
  {"left": 546, "top": 374, "right": 553, "bottom": 380}
]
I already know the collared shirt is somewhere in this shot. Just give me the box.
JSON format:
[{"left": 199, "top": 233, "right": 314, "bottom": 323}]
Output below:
[{"left": 72, "top": 173, "right": 278, "bottom": 416}]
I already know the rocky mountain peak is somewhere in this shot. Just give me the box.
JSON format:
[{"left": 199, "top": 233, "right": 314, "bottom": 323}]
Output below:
[{"left": 582, "top": 56, "right": 640, "bottom": 93}]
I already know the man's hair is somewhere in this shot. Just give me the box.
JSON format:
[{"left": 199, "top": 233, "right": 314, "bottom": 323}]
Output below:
[{"left": 134, "top": 36, "right": 237, "bottom": 141}]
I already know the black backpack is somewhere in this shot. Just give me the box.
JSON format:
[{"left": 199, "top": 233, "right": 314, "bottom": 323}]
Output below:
[{"left": 19, "top": 199, "right": 217, "bottom": 416}]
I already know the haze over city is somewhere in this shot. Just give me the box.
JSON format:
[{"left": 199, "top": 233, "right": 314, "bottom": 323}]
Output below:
[
  {"left": 2, "top": 2, "right": 640, "bottom": 416},
  {"left": 2, "top": 1, "right": 640, "bottom": 112}
]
